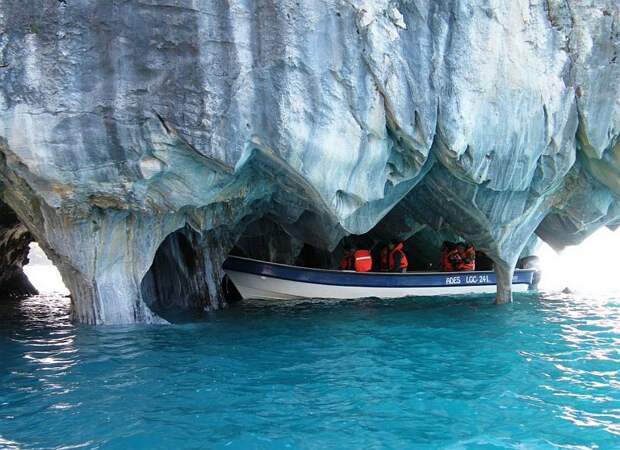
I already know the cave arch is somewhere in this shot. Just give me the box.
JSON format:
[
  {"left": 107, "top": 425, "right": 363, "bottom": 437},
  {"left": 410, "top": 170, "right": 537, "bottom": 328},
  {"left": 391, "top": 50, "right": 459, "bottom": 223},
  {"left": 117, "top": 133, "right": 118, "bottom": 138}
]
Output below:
[{"left": 140, "top": 225, "right": 212, "bottom": 321}]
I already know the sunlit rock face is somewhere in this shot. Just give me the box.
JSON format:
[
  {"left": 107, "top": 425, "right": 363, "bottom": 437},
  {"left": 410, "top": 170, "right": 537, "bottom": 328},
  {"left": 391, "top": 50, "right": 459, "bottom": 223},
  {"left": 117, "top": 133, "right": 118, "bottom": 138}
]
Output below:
[
  {"left": 0, "top": 200, "right": 37, "bottom": 297},
  {"left": 0, "top": 0, "right": 618, "bottom": 323}
]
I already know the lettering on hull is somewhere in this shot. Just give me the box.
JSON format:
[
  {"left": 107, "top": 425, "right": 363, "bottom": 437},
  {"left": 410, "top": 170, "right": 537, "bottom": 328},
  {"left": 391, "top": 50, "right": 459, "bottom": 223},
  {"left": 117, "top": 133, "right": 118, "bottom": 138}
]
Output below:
[{"left": 446, "top": 274, "right": 491, "bottom": 285}]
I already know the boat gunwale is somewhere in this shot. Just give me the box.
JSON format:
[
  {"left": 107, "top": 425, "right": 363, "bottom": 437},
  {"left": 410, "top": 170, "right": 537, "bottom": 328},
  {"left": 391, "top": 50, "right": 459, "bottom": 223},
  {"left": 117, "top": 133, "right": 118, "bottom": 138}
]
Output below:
[{"left": 224, "top": 255, "right": 536, "bottom": 277}]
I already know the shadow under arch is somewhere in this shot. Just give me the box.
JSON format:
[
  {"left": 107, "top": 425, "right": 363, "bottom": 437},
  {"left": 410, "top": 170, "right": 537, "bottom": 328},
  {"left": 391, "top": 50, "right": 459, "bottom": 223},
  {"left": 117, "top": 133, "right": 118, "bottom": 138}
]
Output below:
[
  {"left": 0, "top": 199, "right": 38, "bottom": 298},
  {"left": 140, "top": 224, "right": 212, "bottom": 322}
]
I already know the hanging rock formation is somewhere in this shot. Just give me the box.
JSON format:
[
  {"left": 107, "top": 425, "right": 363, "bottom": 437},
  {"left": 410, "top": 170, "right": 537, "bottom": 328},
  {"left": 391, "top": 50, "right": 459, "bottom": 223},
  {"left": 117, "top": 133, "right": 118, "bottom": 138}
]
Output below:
[{"left": 0, "top": 0, "right": 618, "bottom": 323}]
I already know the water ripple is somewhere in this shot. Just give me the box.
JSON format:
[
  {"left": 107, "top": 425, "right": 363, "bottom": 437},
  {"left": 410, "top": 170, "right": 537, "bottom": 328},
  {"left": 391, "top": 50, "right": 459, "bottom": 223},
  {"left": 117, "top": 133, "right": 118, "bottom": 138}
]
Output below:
[{"left": 1, "top": 292, "right": 619, "bottom": 448}]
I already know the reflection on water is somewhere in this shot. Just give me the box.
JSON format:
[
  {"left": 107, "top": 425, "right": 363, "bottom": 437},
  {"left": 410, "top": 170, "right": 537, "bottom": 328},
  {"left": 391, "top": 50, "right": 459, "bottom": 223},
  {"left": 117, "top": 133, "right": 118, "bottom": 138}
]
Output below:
[{"left": 1, "top": 292, "right": 619, "bottom": 448}]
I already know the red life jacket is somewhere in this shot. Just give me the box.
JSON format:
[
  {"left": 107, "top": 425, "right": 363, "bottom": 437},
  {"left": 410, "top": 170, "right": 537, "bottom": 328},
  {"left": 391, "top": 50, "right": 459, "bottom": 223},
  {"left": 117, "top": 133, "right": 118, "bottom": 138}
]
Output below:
[
  {"left": 353, "top": 249, "right": 372, "bottom": 272},
  {"left": 457, "top": 245, "right": 476, "bottom": 271},
  {"left": 379, "top": 246, "right": 389, "bottom": 271},
  {"left": 388, "top": 243, "right": 408, "bottom": 271}
]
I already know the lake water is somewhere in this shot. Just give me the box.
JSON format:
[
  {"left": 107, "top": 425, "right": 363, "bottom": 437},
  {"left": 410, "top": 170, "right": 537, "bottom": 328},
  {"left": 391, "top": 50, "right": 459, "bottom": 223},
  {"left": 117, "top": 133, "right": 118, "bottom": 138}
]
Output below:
[{"left": 1, "top": 293, "right": 619, "bottom": 449}]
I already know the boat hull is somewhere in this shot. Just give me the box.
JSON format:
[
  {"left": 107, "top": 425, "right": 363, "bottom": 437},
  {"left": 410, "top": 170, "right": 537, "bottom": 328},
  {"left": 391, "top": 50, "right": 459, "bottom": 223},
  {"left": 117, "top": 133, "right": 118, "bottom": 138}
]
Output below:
[{"left": 223, "top": 257, "right": 535, "bottom": 301}]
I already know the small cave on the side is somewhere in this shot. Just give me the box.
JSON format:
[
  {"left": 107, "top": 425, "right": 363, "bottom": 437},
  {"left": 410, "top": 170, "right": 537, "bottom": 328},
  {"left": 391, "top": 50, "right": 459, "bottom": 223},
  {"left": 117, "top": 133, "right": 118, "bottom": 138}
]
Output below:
[{"left": 140, "top": 226, "right": 212, "bottom": 321}]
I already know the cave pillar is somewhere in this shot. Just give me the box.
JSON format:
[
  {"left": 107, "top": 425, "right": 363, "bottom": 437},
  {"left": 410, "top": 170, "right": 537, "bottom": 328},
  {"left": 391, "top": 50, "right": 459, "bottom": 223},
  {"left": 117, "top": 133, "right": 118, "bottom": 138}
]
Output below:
[
  {"left": 3, "top": 191, "right": 189, "bottom": 324},
  {"left": 80, "top": 212, "right": 191, "bottom": 324},
  {"left": 36, "top": 210, "right": 187, "bottom": 324},
  {"left": 493, "top": 260, "right": 516, "bottom": 305}
]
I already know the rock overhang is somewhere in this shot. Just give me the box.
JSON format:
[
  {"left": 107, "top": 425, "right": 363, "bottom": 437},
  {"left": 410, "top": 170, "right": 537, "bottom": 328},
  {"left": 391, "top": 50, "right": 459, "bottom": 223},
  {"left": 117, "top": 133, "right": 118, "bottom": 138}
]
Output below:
[{"left": 0, "top": 0, "right": 617, "bottom": 323}]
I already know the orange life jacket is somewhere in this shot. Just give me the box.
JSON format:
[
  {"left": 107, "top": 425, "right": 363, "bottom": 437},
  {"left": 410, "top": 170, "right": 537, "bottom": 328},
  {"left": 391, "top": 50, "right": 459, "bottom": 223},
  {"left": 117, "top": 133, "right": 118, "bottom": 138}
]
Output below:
[
  {"left": 379, "top": 246, "right": 389, "bottom": 271},
  {"left": 457, "top": 245, "right": 476, "bottom": 271},
  {"left": 388, "top": 243, "right": 408, "bottom": 271},
  {"left": 353, "top": 249, "right": 372, "bottom": 272}
]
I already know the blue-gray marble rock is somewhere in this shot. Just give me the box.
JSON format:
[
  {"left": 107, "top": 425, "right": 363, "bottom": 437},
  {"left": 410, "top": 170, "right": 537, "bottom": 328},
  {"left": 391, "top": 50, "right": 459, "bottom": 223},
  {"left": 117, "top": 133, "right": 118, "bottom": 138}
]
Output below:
[{"left": 0, "top": 0, "right": 618, "bottom": 323}]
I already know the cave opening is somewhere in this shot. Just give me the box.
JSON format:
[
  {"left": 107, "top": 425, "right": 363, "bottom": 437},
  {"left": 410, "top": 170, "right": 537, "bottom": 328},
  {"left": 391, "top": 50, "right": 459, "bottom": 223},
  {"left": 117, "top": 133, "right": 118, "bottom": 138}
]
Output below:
[
  {"left": 225, "top": 208, "right": 495, "bottom": 274},
  {"left": 139, "top": 222, "right": 250, "bottom": 322},
  {"left": 23, "top": 243, "right": 69, "bottom": 295},
  {"left": 227, "top": 213, "right": 491, "bottom": 275},
  {"left": 139, "top": 204, "right": 526, "bottom": 320},
  {"left": 324, "top": 219, "right": 497, "bottom": 274},
  {"left": 140, "top": 225, "right": 213, "bottom": 322},
  {"left": 0, "top": 200, "right": 65, "bottom": 299}
]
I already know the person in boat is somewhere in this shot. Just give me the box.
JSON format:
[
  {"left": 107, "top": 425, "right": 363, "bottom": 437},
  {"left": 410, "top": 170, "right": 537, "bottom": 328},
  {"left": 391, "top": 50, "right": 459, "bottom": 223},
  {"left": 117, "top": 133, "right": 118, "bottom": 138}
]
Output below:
[
  {"left": 339, "top": 244, "right": 355, "bottom": 270},
  {"left": 339, "top": 244, "right": 373, "bottom": 272},
  {"left": 441, "top": 241, "right": 462, "bottom": 272},
  {"left": 456, "top": 242, "right": 476, "bottom": 271},
  {"left": 388, "top": 240, "right": 408, "bottom": 273},
  {"left": 379, "top": 244, "right": 389, "bottom": 271}
]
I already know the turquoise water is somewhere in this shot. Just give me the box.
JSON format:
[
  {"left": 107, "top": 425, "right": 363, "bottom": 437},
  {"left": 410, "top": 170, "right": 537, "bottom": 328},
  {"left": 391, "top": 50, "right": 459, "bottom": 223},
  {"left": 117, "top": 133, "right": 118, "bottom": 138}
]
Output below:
[{"left": 1, "top": 293, "right": 619, "bottom": 449}]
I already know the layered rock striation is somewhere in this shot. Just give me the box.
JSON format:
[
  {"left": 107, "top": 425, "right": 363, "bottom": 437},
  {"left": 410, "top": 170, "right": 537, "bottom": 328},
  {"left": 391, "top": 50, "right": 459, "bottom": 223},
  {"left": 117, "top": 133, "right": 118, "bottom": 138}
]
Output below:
[{"left": 0, "top": 0, "right": 618, "bottom": 323}]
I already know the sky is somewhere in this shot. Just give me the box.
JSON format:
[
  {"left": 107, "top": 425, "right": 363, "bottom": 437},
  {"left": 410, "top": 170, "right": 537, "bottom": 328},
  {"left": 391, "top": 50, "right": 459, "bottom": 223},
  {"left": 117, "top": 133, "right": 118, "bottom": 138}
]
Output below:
[{"left": 23, "top": 228, "right": 620, "bottom": 296}]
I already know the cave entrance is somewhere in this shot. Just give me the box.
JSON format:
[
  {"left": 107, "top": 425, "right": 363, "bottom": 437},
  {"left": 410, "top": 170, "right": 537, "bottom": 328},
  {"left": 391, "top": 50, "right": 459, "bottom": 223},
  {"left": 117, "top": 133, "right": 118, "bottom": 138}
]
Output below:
[
  {"left": 0, "top": 199, "right": 67, "bottom": 298},
  {"left": 225, "top": 213, "right": 492, "bottom": 276},
  {"left": 329, "top": 198, "right": 502, "bottom": 273},
  {"left": 227, "top": 215, "right": 452, "bottom": 273},
  {"left": 140, "top": 224, "right": 243, "bottom": 321},
  {"left": 140, "top": 225, "right": 213, "bottom": 322},
  {"left": 23, "top": 243, "right": 69, "bottom": 295}
]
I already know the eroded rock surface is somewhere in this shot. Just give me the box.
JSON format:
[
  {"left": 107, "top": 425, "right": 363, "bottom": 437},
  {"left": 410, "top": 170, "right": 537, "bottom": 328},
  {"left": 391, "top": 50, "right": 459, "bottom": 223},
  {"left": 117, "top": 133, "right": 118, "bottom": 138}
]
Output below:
[{"left": 0, "top": 0, "right": 618, "bottom": 323}]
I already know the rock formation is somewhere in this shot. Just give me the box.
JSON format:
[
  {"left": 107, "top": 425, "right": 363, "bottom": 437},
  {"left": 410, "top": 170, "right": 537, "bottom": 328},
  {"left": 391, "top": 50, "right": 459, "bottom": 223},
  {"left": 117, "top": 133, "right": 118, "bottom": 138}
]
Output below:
[
  {"left": 0, "top": 0, "right": 618, "bottom": 323},
  {"left": 0, "top": 200, "right": 37, "bottom": 297}
]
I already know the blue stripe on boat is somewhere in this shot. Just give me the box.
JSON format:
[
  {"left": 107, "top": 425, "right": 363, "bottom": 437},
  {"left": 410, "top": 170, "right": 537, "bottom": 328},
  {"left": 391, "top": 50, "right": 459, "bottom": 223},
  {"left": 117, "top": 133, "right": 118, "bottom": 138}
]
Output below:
[{"left": 223, "top": 256, "right": 535, "bottom": 288}]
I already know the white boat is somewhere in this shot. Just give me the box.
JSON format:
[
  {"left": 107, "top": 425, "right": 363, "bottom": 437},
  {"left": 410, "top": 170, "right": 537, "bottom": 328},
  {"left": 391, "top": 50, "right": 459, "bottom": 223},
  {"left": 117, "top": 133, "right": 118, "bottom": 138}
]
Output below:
[{"left": 223, "top": 256, "right": 536, "bottom": 301}]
